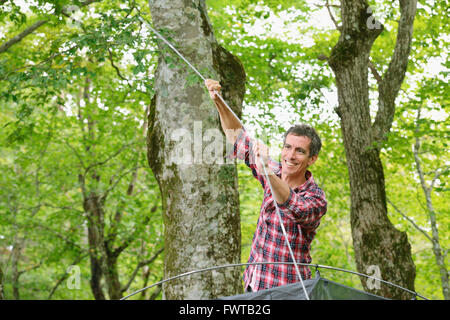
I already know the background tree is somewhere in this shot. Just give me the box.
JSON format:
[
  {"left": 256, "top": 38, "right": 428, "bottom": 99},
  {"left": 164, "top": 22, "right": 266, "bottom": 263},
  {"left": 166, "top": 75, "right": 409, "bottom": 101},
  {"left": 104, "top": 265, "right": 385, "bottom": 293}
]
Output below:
[
  {"left": 385, "top": 76, "right": 449, "bottom": 299},
  {"left": 324, "top": 0, "right": 418, "bottom": 298}
]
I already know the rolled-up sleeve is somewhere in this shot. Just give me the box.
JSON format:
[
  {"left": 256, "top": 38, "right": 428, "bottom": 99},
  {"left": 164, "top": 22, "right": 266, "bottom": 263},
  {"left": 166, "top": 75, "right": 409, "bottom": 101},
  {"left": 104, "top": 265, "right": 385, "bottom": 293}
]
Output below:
[
  {"left": 227, "top": 128, "right": 279, "bottom": 189},
  {"left": 226, "top": 129, "right": 248, "bottom": 162},
  {"left": 278, "top": 188, "right": 327, "bottom": 229}
]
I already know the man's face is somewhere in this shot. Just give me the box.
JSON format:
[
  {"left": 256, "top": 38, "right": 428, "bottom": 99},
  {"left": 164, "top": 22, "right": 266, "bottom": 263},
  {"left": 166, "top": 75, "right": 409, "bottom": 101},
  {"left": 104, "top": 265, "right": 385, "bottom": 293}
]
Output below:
[{"left": 281, "top": 134, "right": 318, "bottom": 179}]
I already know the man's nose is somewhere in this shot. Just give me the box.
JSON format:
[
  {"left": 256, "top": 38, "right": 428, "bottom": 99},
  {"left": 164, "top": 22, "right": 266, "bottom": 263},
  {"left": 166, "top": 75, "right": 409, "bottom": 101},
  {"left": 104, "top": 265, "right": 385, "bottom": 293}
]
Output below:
[{"left": 288, "top": 149, "right": 296, "bottom": 159}]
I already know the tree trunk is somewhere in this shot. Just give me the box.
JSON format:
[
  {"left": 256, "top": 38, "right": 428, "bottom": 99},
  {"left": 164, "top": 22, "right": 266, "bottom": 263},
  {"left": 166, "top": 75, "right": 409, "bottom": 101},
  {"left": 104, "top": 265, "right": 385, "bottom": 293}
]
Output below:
[
  {"left": 84, "top": 192, "right": 107, "bottom": 300},
  {"left": 83, "top": 186, "right": 124, "bottom": 300},
  {"left": 104, "top": 252, "right": 122, "bottom": 300},
  {"left": 76, "top": 193, "right": 125, "bottom": 301},
  {"left": 328, "top": 0, "right": 417, "bottom": 299},
  {"left": 11, "top": 236, "right": 23, "bottom": 300},
  {"left": 0, "top": 265, "right": 4, "bottom": 300},
  {"left": 78, "top": 75, "right": 133, "bottom": 300},
  {"left": 147, "top": 0, "right": 246, "bottom": 299}
]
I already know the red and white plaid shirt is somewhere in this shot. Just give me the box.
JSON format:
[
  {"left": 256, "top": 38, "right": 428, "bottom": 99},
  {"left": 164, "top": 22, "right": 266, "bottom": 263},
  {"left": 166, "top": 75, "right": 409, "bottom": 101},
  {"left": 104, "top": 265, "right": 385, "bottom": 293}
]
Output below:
[{"left": 228, "top": 129, "right": 327, "bottom": 291}]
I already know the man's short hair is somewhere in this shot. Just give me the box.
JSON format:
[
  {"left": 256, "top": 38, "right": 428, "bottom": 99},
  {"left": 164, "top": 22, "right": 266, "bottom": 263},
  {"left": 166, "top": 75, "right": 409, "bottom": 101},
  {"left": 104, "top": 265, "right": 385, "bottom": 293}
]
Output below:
[{"left": 283, "top": 124, "right": 322, "bottom": 157}]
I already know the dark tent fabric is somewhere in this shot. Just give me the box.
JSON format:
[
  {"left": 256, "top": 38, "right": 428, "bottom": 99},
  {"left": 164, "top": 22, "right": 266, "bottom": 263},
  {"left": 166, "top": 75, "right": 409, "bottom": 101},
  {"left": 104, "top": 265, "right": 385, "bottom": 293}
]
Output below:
[{"left": 219, "top": 276, "right": 388, "bottom": 300}]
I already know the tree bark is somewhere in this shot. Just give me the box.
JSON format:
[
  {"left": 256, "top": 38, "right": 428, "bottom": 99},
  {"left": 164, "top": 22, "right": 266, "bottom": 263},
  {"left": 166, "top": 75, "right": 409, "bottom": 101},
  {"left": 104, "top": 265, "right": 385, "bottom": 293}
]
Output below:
[
  {"left": 147, "top": 0, "right": 246, "bottom": 299},
  {"left": 83, "top": 191, "right": 107, "bottom": 300},
  {"left": 11, "top": 238, "right": 23, "bottom": 300},
  {"left": 0, "top": 265, "right": 4, "bottom": 300},
  {"left": 328, "top": 0, "right": 417, "bottom": 299}
]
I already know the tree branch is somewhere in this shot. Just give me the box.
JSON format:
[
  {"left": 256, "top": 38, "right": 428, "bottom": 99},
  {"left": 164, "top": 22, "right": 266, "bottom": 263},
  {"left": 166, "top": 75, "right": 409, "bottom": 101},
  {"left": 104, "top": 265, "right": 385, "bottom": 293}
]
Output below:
[
  {"left": 102, "top": 165, "right": 142, "bottom": 242},
  {"left": 368, "top": 60, "right": 382, "bottom": 84},
  {"left": 0, "top": 0, "right": 101, "bottom": 54},
  {"left": 381, "top": 0, "right": 417, "bottom": 86},
  {"left": 0, "top": 20, "right": 48, "bottom": 54},
  {"left": 47, "top": 253, "right": 89, "bottom": 299},
  {"left": 33, "top": 222, "right": 86, "bottom": 251},
  {"left": 121, "top": 247, "right": 164, "bottom": 293},
  {"left": 372, "top": 0, "right": 418, "bottom": 143},
  {"left": 413, "top": 106, "right": 430, "bottom": 194},
  {"left": 65, "top": 140, "right": 86, "bottom": 169},
  {"left": 85, "top": 142, "right": 136, "bottom": 176},
  {"left": 18, "top": 261, "right": 43, "bottom": 276},
  {"left": 325, "top": 0, "right": 341, "bottom": 30},
  {"left": 41, "top": 202, "right": 84, "bottom": 214},
  {"left": 111, "top": 215, "right": 150, "bottom": 259},
  {"left": 148, "top": 282, "right": 162, "bottom": 300},
  {"left": 313, "top": 1, "right": 341, "bottom": 30},
  {"left": 0, "top": 43, "right": 79, "bottom": 81},
  {"left": 387, "top": 198, "right": 432, "bottom": 242},
  {"left": 107, "top": 47, "right": 132, "bottom": 87},
  {"left": 430, "top": 166, "right": 449, "bottom": 191}
]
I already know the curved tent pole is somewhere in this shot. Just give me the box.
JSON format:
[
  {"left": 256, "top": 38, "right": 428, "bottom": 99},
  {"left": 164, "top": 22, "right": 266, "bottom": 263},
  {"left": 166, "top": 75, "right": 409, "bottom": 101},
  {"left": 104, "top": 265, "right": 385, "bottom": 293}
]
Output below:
[{"left": 120, "top": 262, "right": 428, "bottom": 300}]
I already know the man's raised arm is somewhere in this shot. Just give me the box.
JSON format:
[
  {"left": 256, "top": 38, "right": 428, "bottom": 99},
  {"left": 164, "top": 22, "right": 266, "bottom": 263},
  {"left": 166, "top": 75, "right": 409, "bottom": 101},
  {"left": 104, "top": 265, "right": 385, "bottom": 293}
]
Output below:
[{"left": 205, "top": 79, "right": 242, "bottom": 145}]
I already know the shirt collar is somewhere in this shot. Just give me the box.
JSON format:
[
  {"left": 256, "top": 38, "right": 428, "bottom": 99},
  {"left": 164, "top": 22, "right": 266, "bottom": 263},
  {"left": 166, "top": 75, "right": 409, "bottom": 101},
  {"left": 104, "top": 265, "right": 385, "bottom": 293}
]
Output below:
[{"left": 294, "top": 170, "right": 314, "bottom": 192}]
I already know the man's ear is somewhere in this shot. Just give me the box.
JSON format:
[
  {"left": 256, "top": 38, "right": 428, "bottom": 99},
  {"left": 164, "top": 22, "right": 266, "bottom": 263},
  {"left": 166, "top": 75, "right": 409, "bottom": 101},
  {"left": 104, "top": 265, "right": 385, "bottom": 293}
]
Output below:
[{"left": 307, "top": 154, "right": 318, "bottom": 167}]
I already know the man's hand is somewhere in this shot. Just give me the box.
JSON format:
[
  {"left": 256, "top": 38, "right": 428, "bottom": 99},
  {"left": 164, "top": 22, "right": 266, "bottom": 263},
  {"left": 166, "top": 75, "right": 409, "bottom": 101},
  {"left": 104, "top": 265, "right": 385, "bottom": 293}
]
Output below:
[
  {"left": 205, "top": 79, "right": 221, "bottom": 100},
  {"left": 252, "top": 140, "right": 271, "bottom": 173}
]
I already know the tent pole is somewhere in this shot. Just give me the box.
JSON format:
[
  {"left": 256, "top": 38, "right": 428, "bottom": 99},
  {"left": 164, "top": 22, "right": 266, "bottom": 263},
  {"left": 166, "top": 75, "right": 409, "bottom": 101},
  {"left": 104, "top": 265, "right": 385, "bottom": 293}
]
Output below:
[{"left": 120, "top": 262, "right": 428, "bottom": 300}]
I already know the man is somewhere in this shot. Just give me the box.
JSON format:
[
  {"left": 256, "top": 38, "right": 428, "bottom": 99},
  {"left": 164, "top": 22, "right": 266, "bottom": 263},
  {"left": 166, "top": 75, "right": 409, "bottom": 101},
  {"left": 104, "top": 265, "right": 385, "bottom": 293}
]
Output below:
[{"left": 205, "top": 79, "right": 327, "bottom": 292}]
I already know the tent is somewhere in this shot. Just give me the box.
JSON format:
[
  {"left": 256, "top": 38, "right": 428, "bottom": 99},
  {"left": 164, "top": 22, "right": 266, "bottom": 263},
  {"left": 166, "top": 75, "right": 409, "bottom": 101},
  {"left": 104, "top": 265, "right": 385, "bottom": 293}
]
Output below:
[
  {"left": 121, "top": 262, "right": 427, "bottom": 300},
  {"left": 219, "top": 275, "right": 388, "bottom": 300}
]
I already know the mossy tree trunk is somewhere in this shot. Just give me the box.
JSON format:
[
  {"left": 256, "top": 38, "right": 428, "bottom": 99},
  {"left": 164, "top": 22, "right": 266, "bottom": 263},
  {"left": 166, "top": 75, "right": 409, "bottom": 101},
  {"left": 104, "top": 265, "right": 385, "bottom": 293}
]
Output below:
[
  {"left": 327, "top": 0, "right": 417, "bottom": 299},
  {"left": 147, "top": 0, "right": 246, "bottom": 299}
]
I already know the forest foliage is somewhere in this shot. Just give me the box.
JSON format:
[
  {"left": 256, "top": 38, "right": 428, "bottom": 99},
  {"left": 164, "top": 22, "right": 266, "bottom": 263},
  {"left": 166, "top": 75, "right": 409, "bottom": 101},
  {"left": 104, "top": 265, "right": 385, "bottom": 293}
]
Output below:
[{"left": 0, "top": 0, "right": 448, "bottom": 299}]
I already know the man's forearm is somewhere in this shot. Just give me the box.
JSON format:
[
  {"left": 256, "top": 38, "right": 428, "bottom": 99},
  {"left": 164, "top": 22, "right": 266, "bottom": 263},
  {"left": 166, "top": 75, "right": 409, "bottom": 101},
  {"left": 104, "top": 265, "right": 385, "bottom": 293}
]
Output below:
[
  {"left": 213, "top": 97, "right": 242, "bottom": 145},
  {"left": 252, "top": 140, "right": 290, "bottom": 204},
  {"left": 205, "top": 79, "right": 242, "bottom": 144}
]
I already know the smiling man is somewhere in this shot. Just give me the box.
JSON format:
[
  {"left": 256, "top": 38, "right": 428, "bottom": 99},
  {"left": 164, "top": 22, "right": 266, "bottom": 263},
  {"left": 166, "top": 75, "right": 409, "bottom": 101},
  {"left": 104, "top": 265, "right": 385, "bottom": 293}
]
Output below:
[{"left": 205, "top": 79, "right": 327, "bottom": 292}]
